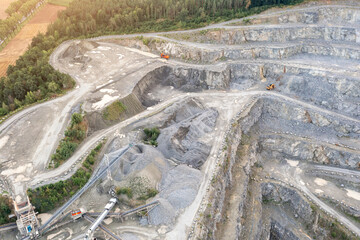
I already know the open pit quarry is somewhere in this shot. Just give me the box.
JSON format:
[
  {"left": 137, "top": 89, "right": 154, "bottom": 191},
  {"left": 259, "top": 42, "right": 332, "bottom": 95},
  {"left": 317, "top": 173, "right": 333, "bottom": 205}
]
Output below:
[{"left": 0, "top": 1, "right": 360, "bottom": 240}]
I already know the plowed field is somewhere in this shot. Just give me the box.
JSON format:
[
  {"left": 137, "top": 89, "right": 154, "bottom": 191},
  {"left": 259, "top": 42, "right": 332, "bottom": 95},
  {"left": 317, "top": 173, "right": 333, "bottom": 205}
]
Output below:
[
  {"left": 0, "top": 0, "right": 16, "bottom": 20},
  {"left": 0, "top": 4, "right": 65, "bottom": 77}
]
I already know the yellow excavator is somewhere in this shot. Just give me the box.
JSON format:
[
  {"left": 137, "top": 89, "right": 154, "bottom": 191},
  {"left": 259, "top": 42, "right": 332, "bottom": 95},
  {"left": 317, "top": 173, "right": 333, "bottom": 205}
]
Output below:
[{"left": 266, "top": 84, "right": 275, "bottom": 90}]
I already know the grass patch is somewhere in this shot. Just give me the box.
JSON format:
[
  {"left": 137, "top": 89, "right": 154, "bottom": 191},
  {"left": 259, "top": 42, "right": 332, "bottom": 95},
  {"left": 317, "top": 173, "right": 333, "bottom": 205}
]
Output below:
[
  {"left": 138, "top": 188, "right": 159, "bottom": 201},
  {"left": 242, "top": 18, "right": 252, "bottom": 24},
  {"left": 28, "top": 140, "right": 105, "bottom": 213},
  {"left": 116, "top": 177, "right": 158, "bottom": 203},
  {"left": 103, "top": 101, "right": 126, "bottom": 121},
  {"left": 143, "top": 127, "right": 160, "bottom": 147},
  {"left": 48, "top": 0, "right": 74, "bottom": 7},
  {"left": 116, "top": 187, "right": 133, "bottom": 199}
]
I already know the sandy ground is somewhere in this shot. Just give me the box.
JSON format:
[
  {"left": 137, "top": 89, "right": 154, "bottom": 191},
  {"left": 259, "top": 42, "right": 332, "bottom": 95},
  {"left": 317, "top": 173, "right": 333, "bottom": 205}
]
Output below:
[
  {"left": 346, "top": 189, "right": 360, "bottom": 201},
  {"left": 0, "top": 41, "right": 166, "bottom": 203},
  {"left": 37, "top": 213, "right": 53, "bottom": 224},
  {"left": 0, "top": 4, "right": 66, "bottom": 76},
  {"left": 0, "top": 0, "right": 15, "bottom": 19},
  {"left": 286, "top": 159, "right": 299, "bottom": 167},
  {"left": 0, "top": 1, "right": 360, "bottom": 239},
  {"left": 314, "top": 178, "right": 328, "bottom": 186}
]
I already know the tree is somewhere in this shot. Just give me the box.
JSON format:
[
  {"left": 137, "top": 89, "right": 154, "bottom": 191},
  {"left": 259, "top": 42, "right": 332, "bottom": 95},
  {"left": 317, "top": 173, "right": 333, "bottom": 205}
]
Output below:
[
  {"left": 25, "top": 91, "right": 36, "bottom": 104},
  {"left": 48, "top": 81, "right": 59, "bottom": 93},
  {"left": 14, "top": 82, "right": 26, "bottom": 100},
  {"left": 71, "top": 113, "right": 83, "bottom": 126}
]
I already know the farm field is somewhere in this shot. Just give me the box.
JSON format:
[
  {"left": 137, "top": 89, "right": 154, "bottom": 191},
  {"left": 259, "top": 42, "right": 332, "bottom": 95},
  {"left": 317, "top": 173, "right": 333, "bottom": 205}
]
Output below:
[
  {"left": 0, "top": 4, "right": 65, "bottom": 77},
  {"left": 0, "top": 0, "right": 16, "bottom": 19}
]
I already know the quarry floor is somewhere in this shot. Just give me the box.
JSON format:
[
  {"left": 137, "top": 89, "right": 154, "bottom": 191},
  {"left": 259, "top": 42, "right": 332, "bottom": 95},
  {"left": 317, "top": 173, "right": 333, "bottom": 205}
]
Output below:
[{"left": 0, "top": 1, "right": 360, "bottom": 240}]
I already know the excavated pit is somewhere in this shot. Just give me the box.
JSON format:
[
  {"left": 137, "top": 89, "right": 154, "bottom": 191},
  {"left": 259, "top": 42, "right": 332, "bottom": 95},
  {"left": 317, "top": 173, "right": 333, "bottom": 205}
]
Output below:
[
  {"left": 28, "top": 2, "right": 360, "bottom": 240},
  {"left": 197, "top": 95, "right": 360, "bottom": 240}
]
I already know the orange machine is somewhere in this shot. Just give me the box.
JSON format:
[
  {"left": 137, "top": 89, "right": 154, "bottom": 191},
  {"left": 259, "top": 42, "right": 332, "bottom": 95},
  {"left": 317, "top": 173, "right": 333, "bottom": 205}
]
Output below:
[
  {"left": 160, "top": 53, "right": 169, "bottom": 59},
  {"left": 266, "top": 84, "right": 275, "bottom": 90}
]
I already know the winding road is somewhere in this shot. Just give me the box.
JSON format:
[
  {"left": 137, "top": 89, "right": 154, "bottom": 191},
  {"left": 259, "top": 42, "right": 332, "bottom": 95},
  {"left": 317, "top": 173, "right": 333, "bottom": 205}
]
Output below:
[{"left": 0, "top": 1, "right": 360, "bottom": 239}]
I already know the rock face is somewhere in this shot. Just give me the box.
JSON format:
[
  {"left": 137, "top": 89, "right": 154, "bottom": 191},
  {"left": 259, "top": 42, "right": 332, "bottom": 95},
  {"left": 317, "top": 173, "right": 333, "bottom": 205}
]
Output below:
[
  {"left": 132, "top": 65, "right": 230, "bottom": 107},
  {"left": 168, "top": 26, "right": 358, "bottom": 45},
  {"left": 269, "top": 220, "right": 300, "bottom": 240},
  {"left": 259, "top": 136, "right": 360, "bottom": 169},
  {"left": 110, "top": 54, "right": 360, "bottom": 118},
  {"left": 244, "top": 6, "right": 360, "bottom": 26},
  {"left": 262, "top": 182, "right": 313, "bottom": 222},
  {"left": 114, "top": 35, "right": 360, "bottom": 63},
  {"left": 157, "top": 100, "right": 218, "bottom": 168}
]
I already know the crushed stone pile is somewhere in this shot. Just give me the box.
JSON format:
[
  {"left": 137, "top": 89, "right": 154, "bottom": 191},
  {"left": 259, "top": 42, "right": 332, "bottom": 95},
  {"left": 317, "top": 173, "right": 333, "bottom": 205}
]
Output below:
[
  {"left": 157, "top": 99, "right": 218, "bottom": 168},
  {"left": 148, "top": 165, "right": 202, "bottom": 225}
]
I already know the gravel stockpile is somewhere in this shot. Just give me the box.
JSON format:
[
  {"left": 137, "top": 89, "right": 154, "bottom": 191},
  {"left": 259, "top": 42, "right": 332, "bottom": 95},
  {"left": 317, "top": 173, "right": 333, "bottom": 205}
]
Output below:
[
  {"left": 158, "top": 165, "right": 202, "bottom": 211},
  {"left": 157, "top": 106, "right": 218, "bottom": 168},
  {"left": 148, "top": 198, "right": 176, "bottom": 225}
]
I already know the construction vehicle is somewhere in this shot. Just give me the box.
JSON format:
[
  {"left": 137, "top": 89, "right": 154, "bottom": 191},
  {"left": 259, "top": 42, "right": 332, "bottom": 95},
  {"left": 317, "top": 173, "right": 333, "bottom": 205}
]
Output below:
[
  {"left": 266, "top": 84, "right": 275, "bottom": 90},
  {"left": 71, "top": 208, "right": 85, "bottom": 220},
  {"left": 160, "top": 53, "right": 169, "bottom": 59}
]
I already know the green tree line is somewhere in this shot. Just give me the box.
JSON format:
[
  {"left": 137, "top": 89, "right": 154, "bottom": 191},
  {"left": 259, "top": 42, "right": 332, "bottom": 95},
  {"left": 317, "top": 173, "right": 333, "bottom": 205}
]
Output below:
[
  {"left": 0, "top": 0, "right": 44, "bottom": 42},
  {"left": 28, "top": 141, "right": 104, "bottom": 213}
]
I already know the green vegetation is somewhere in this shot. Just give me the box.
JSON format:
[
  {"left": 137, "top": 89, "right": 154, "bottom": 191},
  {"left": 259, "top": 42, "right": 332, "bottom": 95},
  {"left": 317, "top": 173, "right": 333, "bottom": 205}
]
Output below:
[
  {"left": 28, "top": 141, "right": 104, "bottom": 213},
  {"left": 82, "top": 142, "right": 103, "bottom": 170},
  {"left": 138, "top": 188, "right": 159, "bottom": 201},
  {"left": 28, "top": 169, "right": 90, "bottom": 213},
  {"left": 116, "top": 185, "right": 158, "bottom": 201},
  {"left": 116, "top": 176, "right": 158, "bottom": 203},
  {"left": 0, "top": 196, "right": 13, "bottom": 224},
  {"left": 143, "top": 127, "right": 160, "bottom": 147},
  {"left": 48, "top": 0, "right": 74, "bottom": 7},
  {"left": 51, "top": 113, "right": 87, "bottom": 167},
  {"left": 0, "top": 33, "right": 75, "bottom": 118},
  {"left": 242, "top": 18, "right": 252, "bottom": 24},
  {"left": 116, "top": 187, "right": 133, "bottom": 199},
  {"left": 0, "top": 0, "right": 43, "bottom": 43},
  {"left": 320, "top": 220, "right": 352, "bottom": 240},
  {"left": 250, "top": 0, "right": 303, "bottom": 7},
  {"left": 199, "top": 29, "right": 209, "bottom": 35},
  {"left": 0, "top": 0, "right": 304, "bottom": 120},
  {"left": 103, "top": 101, "right": 126, "bottom": 121}
]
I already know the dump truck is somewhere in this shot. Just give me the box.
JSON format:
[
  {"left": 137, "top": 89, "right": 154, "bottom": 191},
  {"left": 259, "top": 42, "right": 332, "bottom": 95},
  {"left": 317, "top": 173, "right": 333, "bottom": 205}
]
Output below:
[
  {"left": 266, "top": 84, "right": 275, "bottom": 90},
  {"left": 160, "top": 53, "right": 169, "bottom": 59}
]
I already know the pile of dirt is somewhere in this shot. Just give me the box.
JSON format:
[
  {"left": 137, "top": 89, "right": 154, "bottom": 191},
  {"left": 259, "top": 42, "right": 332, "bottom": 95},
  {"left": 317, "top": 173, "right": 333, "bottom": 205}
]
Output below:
[
  {"left": 62, "top": 40, "right": 99, "bottom": 62},
  {"left": 157, "top": 99, "right": 218, "bottom": 168},
  {"left": 100, "top": 139, "right": 202, "bottom": 227}
]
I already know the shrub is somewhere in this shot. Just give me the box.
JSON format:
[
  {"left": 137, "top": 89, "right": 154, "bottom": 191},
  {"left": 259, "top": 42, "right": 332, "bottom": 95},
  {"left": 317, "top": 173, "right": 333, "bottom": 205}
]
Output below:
[
  {"left": 71, "top": 113, "right": 83, "bottom": 126},
  {"left": 143, "top": 127, "right": 160, "bottom": 146},
  {"left": 0, "top": 108, "right": 8, "bottom": 116},
  {"left": 51, "top": 113, "right": 87, "bottom": 166},
  {"left": 138, "top": 188, "right": 159, "bottom": 200},
  {"left": 116, "top": 187, "right": 133, "bottom": 199}
]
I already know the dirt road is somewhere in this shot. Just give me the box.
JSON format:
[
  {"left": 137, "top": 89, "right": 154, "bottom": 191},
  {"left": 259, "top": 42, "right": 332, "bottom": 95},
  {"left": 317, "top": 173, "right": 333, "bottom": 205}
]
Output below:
[{"left": 0, "top": 1, "right": 360, "bottom": 239}]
